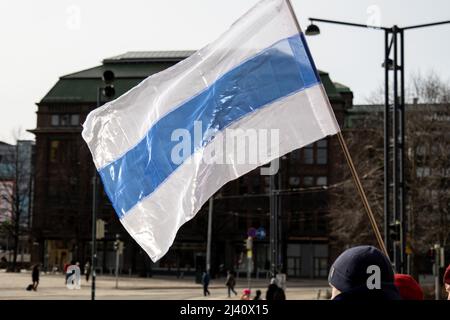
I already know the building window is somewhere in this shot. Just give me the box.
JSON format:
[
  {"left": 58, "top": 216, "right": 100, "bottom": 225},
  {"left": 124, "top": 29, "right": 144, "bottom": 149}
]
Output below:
[
  {"left": 303, "top": 176, "right": 314, "bottom": 186},
  {"left": 51, "top": 115, "right": 59, "bottom": 126},
  {"left": 302, "top": 144, "right": 314, "bottom": 164},
  {"left": 302, "top": 139, "right": 328, "bottom": 165},
  {"left": 70, "top": 114, "right": 80, "bottom": 126},
  {"left": 289, "top": 176, "right": 300, "bottom": 186},
  {"left": 314, "top": 257, "right": 328, "bottom": 278},
  {"left": 51, "top": 114, "right": 80, "bottom": 127},
  {"left": 60, "top": 114, "right": 70, "bottom": 126},
  {"left": 316, "top": 176, "right": 328, "bottom": 186},
  {"left": 317, "top": 139, "right": 328, "bottom": 164},
  {"left": 289, "top": 149, "right": 301, "bottom": 164}
]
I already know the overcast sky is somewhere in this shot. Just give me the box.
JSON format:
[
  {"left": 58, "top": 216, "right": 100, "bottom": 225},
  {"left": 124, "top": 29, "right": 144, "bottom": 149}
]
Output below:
[{"left": 1, "top": 0, "right": 449, "bottom": 144}]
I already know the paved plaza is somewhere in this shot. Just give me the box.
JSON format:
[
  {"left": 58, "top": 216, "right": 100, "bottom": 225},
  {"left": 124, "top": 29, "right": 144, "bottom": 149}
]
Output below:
[{"left": 0, "top": 270, "right": 330, "bottom": 300}]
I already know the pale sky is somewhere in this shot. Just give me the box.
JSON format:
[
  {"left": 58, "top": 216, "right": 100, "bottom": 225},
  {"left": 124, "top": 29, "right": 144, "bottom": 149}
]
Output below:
[{"left": 1, "top": 0, "right": 449, "bottom": 144}]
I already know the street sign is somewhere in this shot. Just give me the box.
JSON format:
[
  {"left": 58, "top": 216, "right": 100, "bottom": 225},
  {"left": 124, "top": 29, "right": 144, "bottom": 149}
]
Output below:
[{"left": 256, "top": 227, "right": 266, "bottom": 240}]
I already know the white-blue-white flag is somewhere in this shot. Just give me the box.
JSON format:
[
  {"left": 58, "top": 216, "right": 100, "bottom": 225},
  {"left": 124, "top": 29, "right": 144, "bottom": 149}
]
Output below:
[{"left": 82, "top": 0, "right": 340, "bottom": 261}]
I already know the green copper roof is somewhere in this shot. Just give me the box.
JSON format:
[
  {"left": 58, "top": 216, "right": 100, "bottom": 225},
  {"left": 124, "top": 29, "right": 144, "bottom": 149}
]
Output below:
[
  {"left": 40, "top": 51, "right": 350, "bottom": 104},
  {"left": 334, "top": 82, "right": 352, "bottom": 94}
]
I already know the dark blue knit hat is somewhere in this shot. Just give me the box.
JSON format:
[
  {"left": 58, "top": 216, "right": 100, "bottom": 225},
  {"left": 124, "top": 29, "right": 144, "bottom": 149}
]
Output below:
[{"left": 328, "top": 245, "right": 395, "bottom": 293}]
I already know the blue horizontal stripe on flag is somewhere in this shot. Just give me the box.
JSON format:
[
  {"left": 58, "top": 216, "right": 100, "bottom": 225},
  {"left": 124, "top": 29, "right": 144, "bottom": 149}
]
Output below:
[{"left": 99, "top": 33, "right": 321, "bottom": 218}]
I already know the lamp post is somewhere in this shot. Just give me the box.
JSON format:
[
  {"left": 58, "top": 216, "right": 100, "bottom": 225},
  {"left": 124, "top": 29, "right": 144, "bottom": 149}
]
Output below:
[
  {"left": 305, "top": 17, "right": 450, "bottom": 273},
  {"left": 91, "top": 70, "right": 115, "bottom": 300}
]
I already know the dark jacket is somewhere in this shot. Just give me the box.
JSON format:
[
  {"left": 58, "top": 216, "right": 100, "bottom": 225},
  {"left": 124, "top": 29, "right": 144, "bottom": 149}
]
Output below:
[
  {"left": 32, "top": 266, "right": 39, "bottom": 281},
  {"left": 226, "top": 274, "right": 235, "bottom": 287},
  {"left": 202, "top": 273, "right": 210, "bottom": 285},
  {"left": 273, "top": 287, "right": 286, "bottom": 300},
  {"left": 266, "top": 284, "right": 279, "bottom": 300}
]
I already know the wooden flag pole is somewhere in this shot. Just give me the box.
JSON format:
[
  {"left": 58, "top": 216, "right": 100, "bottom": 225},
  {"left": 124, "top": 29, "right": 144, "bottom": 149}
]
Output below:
[
  {"left": 336, "top": 132, "right": 389, "bottom": 258},
  {"left": 285, "top": 0, "right": 389, "bottom": 259}
]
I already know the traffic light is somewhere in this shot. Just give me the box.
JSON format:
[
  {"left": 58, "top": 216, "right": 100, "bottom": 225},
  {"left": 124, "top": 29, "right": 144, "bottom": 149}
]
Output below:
[
  {"left": 113, "top": 240, "right": 119, "bottom": 251},
  {"left": 102, "top": 70, "right": 115, "bottom": 98},
  {"left": 389, "top": 220, "right": 401, "bottom": 241}
]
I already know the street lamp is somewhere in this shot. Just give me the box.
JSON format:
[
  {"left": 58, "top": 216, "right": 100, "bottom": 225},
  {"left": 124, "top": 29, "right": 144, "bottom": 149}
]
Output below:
[
  {"left": 306, "top": 17, "right": 450, "bottom": 273},
  {"left": 305, "top": 22, "right": 320, "bottom": 36}
]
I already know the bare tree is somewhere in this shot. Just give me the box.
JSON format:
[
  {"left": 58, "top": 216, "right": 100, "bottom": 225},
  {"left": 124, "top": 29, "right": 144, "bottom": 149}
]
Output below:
[
  {"left": 328, "top": 109, "right": 385, "bottom": 249},
  {"left": 0, "top": 129, "right": 33, "bottom": 272}
]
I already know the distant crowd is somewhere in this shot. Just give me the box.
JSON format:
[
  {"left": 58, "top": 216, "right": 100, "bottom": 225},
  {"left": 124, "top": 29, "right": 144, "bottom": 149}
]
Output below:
[{"left": 27, "top": 245, "right": 450, "bottom": 300}]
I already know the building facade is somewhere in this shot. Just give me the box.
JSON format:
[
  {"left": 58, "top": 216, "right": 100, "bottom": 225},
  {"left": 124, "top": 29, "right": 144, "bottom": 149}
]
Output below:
[{"left": 30, "top": 51, "right": 352, "bottom": 278}]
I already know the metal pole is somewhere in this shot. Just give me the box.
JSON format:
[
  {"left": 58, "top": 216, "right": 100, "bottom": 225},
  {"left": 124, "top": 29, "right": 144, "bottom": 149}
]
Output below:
[
  {"left": 206, "top": 197, "right": 213, "bottom": 274},
  {"left": 115, "top": 234, "right": 120, "bottom": 289},
  {"left": 91, "top": 88, "right": 101, "bottom": 300},
  {"left": 308, "top": 17, "right": 390, "bottom": 31},
  {"left": 269, "top": 172, "right": 277, "bottom": 278},
  {"left": 383, "top": 30, "right": 391, "bottom": 255},
  {"left": 434, "top": 244, "right": 440, "bottom": 300},
  {"left": 392, "top": 26, "right": 400, "bottom": 272},
  {"left": 277, "top": 172, "right": 282, "bottom": 274},
  {"left": 91, "top": 173, "right": 97, "bottom": 300},
  {"left": 399, "top": 29, "right": 406, "bottom": 274}
]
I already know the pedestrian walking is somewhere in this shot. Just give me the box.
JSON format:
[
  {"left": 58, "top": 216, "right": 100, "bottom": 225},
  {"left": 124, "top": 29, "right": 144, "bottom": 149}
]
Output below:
[
  {"left": 328, "top": 245, "right": 400, "bottom": 300},
  {"left": 202, "top": 271, "right": 211, "bottom": 296},
  {"left": 84, "top": 261, "right": 91, "bottom": 282},
  {"left": 225, "top": 270, "right": 237, "bottom": 297},
  {"left": 65, "top": 260, "right": 76, "bottom": 285},
  {"left": 31, "top": 264, "right": 40, "bottom": 291}
]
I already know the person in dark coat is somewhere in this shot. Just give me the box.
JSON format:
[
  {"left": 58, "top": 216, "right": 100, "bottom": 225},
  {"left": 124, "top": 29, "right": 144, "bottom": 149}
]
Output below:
[
  {"left": 328, "top": 245, "right": 400, "bottom": 301},
  {"left": 273, "top": 286, "right": 286, "bottom": 300},
  {"left": 266, "top": 278, "right": 279, "bottom": 300},
  {"left": 84, "top": 261, "right": 91, "bottom": 282},
  {"left": 32, "top": 264, "right": 40, "bottom": 291},
  {"left": 253, "top": 289, "right": 262, "bottom": 300},
  {"left": 225, "top": 270, "right": 237, "bottom": 297},
  {"left": 202, "top": 271, "right": 211, "bottom": 296}
]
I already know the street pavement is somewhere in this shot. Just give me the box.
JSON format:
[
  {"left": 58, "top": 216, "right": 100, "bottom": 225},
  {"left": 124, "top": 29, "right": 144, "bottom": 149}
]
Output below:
[{"left": 0, "top": 270, "right": 330, "bottom": 300}]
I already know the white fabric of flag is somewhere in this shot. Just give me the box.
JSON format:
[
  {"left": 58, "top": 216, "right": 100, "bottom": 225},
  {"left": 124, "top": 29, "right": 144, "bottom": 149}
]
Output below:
[{"left": 82, "top": 0, "right": 340, "bottom": 261}]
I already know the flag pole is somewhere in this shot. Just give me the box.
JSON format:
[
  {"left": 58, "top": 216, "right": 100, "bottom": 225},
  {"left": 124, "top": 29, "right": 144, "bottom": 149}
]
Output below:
[
  {"left": 285, "top": 0, "right": 389, "bottom": 259},
  {"left": 336, "top": 132, "right": 389, "bottom": 258}
]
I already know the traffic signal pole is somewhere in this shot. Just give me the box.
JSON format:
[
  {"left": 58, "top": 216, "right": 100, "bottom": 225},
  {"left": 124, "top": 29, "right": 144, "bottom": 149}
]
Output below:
[
  {"left": 91, "top": 71, "right": 116, "bottom": 300},
  {"left": 115, "top": 234, "right": 120, "bottom": 289},
  {"left": 305, "top": 12, "right": 450, "bottom": 274},
  {"left": 91, "top": 88, "right": 102, "bottom": 301},
  {"left": 206, "top": 197, "right": 213, "bottom": 274}
]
